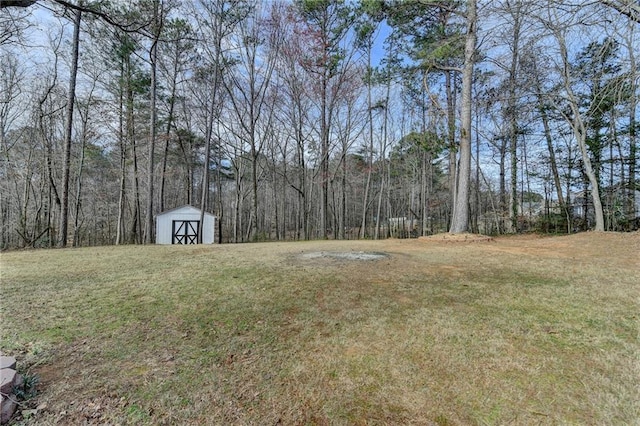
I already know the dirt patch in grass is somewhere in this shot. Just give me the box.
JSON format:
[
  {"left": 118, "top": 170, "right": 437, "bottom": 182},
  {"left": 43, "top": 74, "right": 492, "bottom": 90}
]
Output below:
[
  {"left": 299, "top": 251, "right": 390, "bottom": 261},
  {"left": 418, "top": 232, "right": 495, "bottom": 242},
  {"left": 1, "top": 232, "right": 638, "bottom": 425}
]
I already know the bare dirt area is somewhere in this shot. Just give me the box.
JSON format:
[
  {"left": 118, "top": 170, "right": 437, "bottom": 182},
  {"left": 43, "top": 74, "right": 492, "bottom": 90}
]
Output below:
[
  {"left": 471, "top": 231, "right": 639, "bottom": 268},
  {"left": 299, "top": 251, "right": 390, "bottom": 261},
  {"left": 419, "top": 232, "right": 495, "bottom": 242}
]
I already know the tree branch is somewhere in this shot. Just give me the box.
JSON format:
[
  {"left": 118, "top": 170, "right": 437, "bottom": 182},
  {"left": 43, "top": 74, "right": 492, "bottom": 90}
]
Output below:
[
  {"left": 1, "top": 0, "right": 151, "bottom": 33},
  {"left": 599, "top": 0, "right": 640, "bottom": 23},
  {"left": 432, "top": 63, "right": 463, "bottom": 73},
  {"left": 0, "top": 0, "right": 37, "bottom": 7},
  {"left": 53, "top": 0, "right": 151, "bottom": 33}
]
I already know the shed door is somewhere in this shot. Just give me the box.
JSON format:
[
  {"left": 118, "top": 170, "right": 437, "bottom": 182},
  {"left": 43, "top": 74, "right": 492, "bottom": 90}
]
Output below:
[{"left": 172, "top": 220, "right": 199, "bottom": 244}]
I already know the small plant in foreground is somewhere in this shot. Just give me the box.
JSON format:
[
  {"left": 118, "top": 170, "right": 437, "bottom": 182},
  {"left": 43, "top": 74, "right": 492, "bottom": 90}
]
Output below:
[{"left": 14, "top": 371, "right": 39, "bottom": 401}]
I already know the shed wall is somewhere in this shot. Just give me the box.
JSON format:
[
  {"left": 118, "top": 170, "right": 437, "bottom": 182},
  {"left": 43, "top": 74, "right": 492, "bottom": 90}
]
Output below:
[{"left": 156, "top": 207, "right": 216, "bottom": 244}]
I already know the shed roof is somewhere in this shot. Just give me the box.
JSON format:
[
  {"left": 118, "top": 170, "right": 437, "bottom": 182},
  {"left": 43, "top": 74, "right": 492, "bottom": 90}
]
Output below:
[{"left": 156, "top": 204, "right": 215, "bottom": 217}]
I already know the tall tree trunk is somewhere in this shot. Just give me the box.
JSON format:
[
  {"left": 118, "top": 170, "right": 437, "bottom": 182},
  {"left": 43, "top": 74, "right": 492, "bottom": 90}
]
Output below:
[
  {"left": 540, "top": 103, "right": 568, "bottom": 218},
  {"left": 198, "top": 0, "right": 226, "bottom": 245},
  {"left": 449, "top": 0, "right": 476, "bottom": 234},
  {"left": 130, "top": 140, "right": 141, "bottom": 244},
  {"left": 473, "top": 110, "right": 480, "bottom": 233},
  {"left": 532, "top": 47, "right": 566, "bottom": 215},
  {"left": 271, "top": 152, "right": 280, "bottom": 240},
  {"left": 498, "top": 138, "right": 507, "bottom": 232},
  {"left": 200, "top": 130, "right": 211, "bottom": 243},
  {"left": 361, "top": 43, "right": 374, "bottom": 239},
  {"left": 577, "top": 129, "right": 605, "bottom": 231},
  {"left": 58, "top": 8, "right": 81, "bottom": 248},
  {"left": 38, "top": 78, "right": 61, "bottom": 247},
  {"left": 73, "top": 76, "right": 98, "bottom": 247},
  {"left": 215, "top": 162, "right": 224, "bottom": 244},
  {"left": 445, "top": 70, "right": 457, "bottom": 213},
  {"left": 250, "top": 134, "right": 259, "bottom": 241},
  {"left": 233, "top": 167, "right": 242, "bottom": 242},
  {"left": 177, "top": 133, "right": 192, "bottom": 206},
  {"left": 298, "top": 131, "right": 308, "bottom": 240},
  {"left": 145, "top": 0, "right": 160, "bottom": 244},
  {"left": 320, "top": 69, "right": 329, "bottom": 239},
  {"left": 374, "top": 69, "right": 392, "bottom": 240},
  {"left": 280, "top": 154, "right": 286, "bottom": 240},
  {"left": 298, "top": 105, "right": 308, "bottom": 240},
  {"left": 626, "top": 21, "right": 637, "bottom": 220},
  {"left": 554, "top": 23, "right": 605, "bottom": 231},
  {"left": 422, "top": 150, "right": 430, "bottom": 236},
  {"left": 340, "top": 141, "right": 347, "bottom": 240},
  {"left": 128, "top": 63, "right": 142, "bottom": 244},
  {"left": 374, "top": 176, "right": 384, "bottom": 240},
  {"left": 508, "top": 1, "right": 521, "bottom": 232},
  {"left": 19, "top": 148, "right": 33, "bottom": 247},
  {"left": 116, "top": 137, "right": 126, "bottom": 244},
  {"left": 116, "top": 57, "right": 126, "bottom": 245},
  {"left": 72, "top": 118, "right": 87, "bottom": 247},
  {"left": 160, "top": 35, "right": 180, "bottom": 213}
]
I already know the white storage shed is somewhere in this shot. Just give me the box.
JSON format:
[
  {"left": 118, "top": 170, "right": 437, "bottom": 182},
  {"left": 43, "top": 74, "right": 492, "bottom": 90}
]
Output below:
[{"left": 156, "top": 205, "right": 216, "bottom": 244}]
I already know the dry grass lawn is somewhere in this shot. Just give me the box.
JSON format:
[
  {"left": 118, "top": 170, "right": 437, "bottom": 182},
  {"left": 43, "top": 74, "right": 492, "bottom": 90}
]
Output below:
[{"left": 1, "top": 232, "right": 639, "bottom": 425}]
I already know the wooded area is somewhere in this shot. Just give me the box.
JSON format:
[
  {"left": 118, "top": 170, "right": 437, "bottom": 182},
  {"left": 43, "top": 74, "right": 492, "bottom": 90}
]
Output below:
[{"left": 1, "top": 0, "right": 638, "bottom": 248}]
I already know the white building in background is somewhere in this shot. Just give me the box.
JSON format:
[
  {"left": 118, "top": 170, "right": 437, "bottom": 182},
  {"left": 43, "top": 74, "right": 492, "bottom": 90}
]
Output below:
[{"left": 155, "top": 205, "right": 216, "bottom": 244}]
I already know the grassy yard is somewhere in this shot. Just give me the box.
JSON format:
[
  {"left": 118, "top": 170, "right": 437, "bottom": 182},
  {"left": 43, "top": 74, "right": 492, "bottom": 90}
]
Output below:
[{"left": 1, "top": 233, "right": 638, "bottom": 425}]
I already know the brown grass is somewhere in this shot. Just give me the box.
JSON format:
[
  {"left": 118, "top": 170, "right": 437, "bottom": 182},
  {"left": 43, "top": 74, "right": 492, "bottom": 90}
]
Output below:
[{"left": 1, "top": 232, "right": 638, "bottom": 425}]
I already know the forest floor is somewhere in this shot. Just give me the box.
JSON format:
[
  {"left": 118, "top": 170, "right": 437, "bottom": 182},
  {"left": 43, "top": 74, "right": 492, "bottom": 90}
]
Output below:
[{"left": 1, "top": 232, "right": 638, "bottom": 425}]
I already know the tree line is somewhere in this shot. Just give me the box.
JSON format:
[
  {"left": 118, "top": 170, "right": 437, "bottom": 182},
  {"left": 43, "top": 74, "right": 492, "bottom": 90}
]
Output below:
[{"left": 0, "top": 0, "right": 638, "bottom": 249}]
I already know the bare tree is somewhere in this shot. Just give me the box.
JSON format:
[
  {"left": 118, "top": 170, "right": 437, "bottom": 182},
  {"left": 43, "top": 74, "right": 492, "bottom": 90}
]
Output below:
[
  {"left": 192, "top": 0, "right": 248, "bottom": 243},
  {"left": 0, "top": 6, "right": 32, "bottom": 45},
  {"left": 543, "top": 6, "right": 606, "bottom": 231},
  {"left": 506, "top": 0, "right": 524, "bottom": 232},
  {"left": 158, "top": 17, "right": 193, "bottom": 212},
  {"left": 611, "top": 7, "right": 638, "bottom": 223},
  {"left": 223, "top": 0, "right": 280, "bottom": 241},
  {"left": 72, "top": 62, "right": 101, "bottom": 247},
  {"left": 529, "top": 52, "right": 571, "bottom": 229},
  {"left": 144, "top": 0, "right": 164, "bottom": 244},
  {"left": 449, "top": 0, "right": 477, "bottom": 234},
  {"left": 297, "top": 0, "right": 354, "bottom": 239},
  {"left": 599, "top": 0, "right": 640, "bottom": 22},
  {"left": 58, "top": 6, "right": 81, "bottom": 247},
  {"left": 273, "top": 5, "right": 313, "bottom": 240},
  {"left": 0, "top": 53, "right": 24, "bottom": 153}
]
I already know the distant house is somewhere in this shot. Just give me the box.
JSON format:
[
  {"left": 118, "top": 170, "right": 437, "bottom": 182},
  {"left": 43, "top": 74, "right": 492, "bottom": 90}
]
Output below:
[
  {"left": 571, "top": 188, "right": 640, "bottom": 216},
  {"left": 570, "top": 186, "right": 640, "bottom": 230},
  {"left": 156, "top": 205, "right": 216, "bottom": 244}
]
